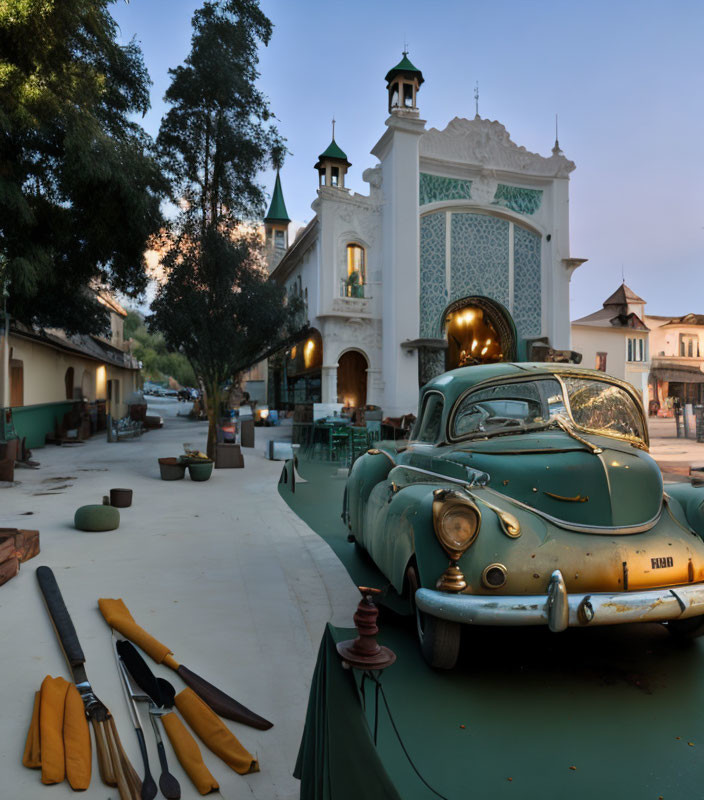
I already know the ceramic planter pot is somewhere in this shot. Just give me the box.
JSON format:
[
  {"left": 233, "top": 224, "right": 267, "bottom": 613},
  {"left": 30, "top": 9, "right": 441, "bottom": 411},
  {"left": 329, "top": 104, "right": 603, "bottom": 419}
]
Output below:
[
  {"left": 159, "top": 457, "right": 186, "bottom": 481},
  {"left": 188, "top": 460, "right": 214, "bottom": 482},
  {"left": 110, "top": 488, "right": 133, "bottom": 507}
]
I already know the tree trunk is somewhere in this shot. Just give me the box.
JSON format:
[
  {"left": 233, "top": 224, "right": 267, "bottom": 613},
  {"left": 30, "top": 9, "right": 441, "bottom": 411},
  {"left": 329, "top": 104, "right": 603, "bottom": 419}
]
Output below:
[{"left": 205, "top": 378, "right": 220, "bottom": 460}]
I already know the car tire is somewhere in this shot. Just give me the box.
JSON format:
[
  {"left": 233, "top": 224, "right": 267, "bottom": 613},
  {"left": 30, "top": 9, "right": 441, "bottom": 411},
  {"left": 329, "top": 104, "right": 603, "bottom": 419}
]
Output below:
[
  {"left": 406, "top": 564, "right": 460, "bottom": 670},
  {"left": 667, "top": 616, "right": 704, "bottom": 639}
]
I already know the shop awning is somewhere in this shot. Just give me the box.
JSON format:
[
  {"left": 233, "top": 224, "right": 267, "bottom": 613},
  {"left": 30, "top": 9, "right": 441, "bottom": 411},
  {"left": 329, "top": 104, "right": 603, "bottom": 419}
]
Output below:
[{"left": 651, "top": 366, "right": 704, "bottom": 383}]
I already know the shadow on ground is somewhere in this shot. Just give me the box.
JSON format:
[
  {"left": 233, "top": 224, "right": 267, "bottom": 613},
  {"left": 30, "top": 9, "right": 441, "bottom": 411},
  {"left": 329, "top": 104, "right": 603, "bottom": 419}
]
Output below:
[{"left": 280, "top": 455, "right": 704, "bottom": 800}]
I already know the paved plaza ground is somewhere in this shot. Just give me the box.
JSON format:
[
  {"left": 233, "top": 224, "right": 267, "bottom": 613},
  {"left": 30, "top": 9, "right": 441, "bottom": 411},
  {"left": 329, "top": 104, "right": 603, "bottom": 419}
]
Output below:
[
  {"left": 3, "top": 400, "right": 704, "bottom": 799},
  {"left": 0, "top": 398, "right": 358, "bottom": 800}
]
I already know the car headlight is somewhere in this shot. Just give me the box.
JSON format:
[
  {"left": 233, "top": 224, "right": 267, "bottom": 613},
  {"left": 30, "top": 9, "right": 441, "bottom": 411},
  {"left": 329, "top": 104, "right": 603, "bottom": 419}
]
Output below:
[{"left": 432, "top": 489, "right": 481, "bottom": 559}]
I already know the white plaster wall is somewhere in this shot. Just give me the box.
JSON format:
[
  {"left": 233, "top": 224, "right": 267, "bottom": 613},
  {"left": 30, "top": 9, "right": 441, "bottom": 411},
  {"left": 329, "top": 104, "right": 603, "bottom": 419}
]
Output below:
[
  {"left": 645, "top": 318, "right": 704, "bottom": 359},
  {"left": 8, "top": 335, "right": 136, "bottom": 417},
  {"left": 570, "top": 324, "right": 649, "bottom": 393}
]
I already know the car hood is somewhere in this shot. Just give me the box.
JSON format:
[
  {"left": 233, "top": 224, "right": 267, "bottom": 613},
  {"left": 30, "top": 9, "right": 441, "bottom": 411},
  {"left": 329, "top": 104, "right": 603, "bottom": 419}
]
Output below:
[{"left": 409, "top": 430, "right": 663, "bottom": 528}]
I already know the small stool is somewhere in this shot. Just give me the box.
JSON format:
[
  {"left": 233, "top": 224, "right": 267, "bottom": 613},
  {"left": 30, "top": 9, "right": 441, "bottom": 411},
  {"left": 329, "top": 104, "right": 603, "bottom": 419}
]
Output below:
[{"left": 74, "top": 505, "right": 120, "bottom": 532}]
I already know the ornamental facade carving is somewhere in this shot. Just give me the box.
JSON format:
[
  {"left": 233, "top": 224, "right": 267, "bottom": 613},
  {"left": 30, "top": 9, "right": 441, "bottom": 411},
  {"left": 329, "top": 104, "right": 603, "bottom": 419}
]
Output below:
[{"left": 420, "top": 117, "right": 575, "bottom": 178}]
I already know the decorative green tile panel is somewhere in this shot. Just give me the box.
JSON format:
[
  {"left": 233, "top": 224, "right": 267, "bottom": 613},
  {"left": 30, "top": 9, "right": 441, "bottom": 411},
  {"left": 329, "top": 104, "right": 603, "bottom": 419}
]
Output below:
[
  {"left": 419, "top": 212, "right": 447, "bottom": 338},
  {"left": 513, "top": 225, "right": 542, "bottom": 337},
  {"left": 419, "top": 173, "right": 472, "bottom": 206},
  {"left": 450, "top": 213, "right": 510, "bottom": 313},
  {"left": 492, "top": 184, "right": 543, "bottom": 215}
]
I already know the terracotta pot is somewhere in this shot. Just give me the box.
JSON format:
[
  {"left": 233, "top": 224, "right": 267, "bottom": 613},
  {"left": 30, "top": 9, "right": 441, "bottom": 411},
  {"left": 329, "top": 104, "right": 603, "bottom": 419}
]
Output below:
[
  {"left": 158, "top": 457, "right": 186, "bottom": 481},
  {"left": 110, "top": 488, "right": 133, "bottom": 507}
]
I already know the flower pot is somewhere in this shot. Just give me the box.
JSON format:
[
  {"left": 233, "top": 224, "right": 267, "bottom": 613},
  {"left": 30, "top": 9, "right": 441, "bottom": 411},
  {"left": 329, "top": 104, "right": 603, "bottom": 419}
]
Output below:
[
  {"left": 188, "top": 460, "right": 214, "bottom": 482},
  {"left": 110, "top": 488, "right": 133, "bottom": 508},
  {"left": 159, "top": 457, "right": 186, "bottom": 481}
]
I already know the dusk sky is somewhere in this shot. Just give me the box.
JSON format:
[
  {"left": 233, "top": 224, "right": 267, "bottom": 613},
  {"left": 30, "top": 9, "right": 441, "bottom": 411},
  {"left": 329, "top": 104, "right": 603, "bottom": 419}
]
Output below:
[{"left": 112, "top": 0, "right": 704, "bottom": 320}]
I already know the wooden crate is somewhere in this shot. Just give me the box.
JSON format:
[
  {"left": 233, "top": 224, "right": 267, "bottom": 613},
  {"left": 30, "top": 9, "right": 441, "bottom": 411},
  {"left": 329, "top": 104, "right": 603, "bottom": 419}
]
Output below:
[
  {"left": 0, "top": 528, "right": 40, "bottom": 562},
  {"left": 0, "top": 557, "right": 19, "bottom": 587}
]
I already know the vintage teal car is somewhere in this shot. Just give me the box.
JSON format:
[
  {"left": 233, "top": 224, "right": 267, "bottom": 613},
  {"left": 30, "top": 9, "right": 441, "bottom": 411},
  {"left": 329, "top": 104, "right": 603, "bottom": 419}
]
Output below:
[{"left": 345, "top": 363, "right": 704, "bottom": 668}]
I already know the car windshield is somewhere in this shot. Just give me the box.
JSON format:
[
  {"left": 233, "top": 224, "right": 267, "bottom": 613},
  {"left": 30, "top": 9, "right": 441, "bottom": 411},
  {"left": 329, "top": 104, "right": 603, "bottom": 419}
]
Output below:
[
  {"left": 562, "top": 376, "right": 645, "bottom": 442},
  {"left": 451, "top": 375, "right": 646, "bottom": 444},
  {"left": 452, "top": 378, "right": 566, "bottom": 438}
]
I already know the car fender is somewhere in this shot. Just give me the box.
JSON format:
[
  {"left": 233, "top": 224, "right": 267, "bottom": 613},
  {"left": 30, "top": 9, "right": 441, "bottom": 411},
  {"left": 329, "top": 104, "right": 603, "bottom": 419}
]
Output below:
[
  {"left": 346, "top": 449, "right": 396, "bottom": 538},
  {"left": 663, "top": 484, "right": 704, "bottom": 537}
]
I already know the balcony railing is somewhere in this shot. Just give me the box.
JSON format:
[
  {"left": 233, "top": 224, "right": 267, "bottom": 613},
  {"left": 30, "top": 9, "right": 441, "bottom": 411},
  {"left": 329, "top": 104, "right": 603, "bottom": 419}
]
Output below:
[{"left": 340, "top": 278, "right": 366, "bottom": 299}]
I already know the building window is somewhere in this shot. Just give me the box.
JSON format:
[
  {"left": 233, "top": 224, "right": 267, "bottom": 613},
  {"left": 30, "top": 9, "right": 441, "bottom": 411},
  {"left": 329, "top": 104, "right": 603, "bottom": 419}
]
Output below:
[
  {"left": 330, "top": 166, "right": 339, "bottom": 187},
  {"left": 595, "top": 352, "right": 607, "bottom": 372},
  {"left": 680, "top": 334, "right": 700, "bottom": 358},
  {"left": 10, "top": 359, "right": 23, "bottom": 407},
  {"left": 343, "top": 244, "right": 366, "bottom": 298},
  {"left": 627, "top": 337, "right": 646, "bottom": 362},
  {"left": 403, "top": 83, "right": 414, "bottom": 108},
  {"left": 274, "top": 229, "right": 285, "bottom": 249}
]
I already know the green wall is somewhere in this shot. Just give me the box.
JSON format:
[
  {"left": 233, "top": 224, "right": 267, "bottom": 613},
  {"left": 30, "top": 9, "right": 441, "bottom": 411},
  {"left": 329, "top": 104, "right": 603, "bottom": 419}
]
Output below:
[{"left": 9, "top": 401, "right": 75, "bottom": 449}]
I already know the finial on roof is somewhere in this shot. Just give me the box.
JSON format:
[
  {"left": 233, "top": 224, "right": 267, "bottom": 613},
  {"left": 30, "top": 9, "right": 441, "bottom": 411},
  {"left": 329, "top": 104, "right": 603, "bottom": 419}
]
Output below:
[
  {"left": 331, "top": 115, "right": 335, "bottom": 141},
  {"left": 552, "top": 114, "right": 563, "bottom": 156},
  {"left": 474, "top": 81, "right": 480, "bottom": 119}
]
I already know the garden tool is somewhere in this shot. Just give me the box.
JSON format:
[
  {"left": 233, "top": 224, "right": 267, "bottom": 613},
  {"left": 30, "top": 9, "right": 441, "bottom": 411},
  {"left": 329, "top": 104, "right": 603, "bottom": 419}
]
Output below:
[
  {"left": 115, "top": 637, "right": 181, "bottom": 799},
  {"left": 35, "top": 567, "right": 141, "bottom": 800},
  {"left": 99, "top": 597, "right": 273, "bottom": 729},
  {"left": 116, "top": 638, "right": 220, "bottom": 795}
]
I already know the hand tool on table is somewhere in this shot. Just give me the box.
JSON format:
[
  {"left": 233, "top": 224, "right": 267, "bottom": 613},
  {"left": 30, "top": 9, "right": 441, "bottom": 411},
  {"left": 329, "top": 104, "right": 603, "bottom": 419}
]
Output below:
[
  {"left": 115, "top": 637, "right": 181, "bottom": 800},
  {"left": 113, "top": 636, "right": 158, "bottom": 800},
  {"left": 99, "top": 598, "right": 273, "bottom": 729},
  {"left": 36, "top": 567, "right": 142, "bottom": 800},
  {"left": 116, "top": 637, "right": 221, "bottom": 795}
]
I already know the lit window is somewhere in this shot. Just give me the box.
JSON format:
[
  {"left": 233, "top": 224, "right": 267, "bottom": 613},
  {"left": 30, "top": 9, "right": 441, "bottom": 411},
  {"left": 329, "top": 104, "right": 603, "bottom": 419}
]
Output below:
[{"left": 345, "top": 244, "right": 366, "bottom": 297}]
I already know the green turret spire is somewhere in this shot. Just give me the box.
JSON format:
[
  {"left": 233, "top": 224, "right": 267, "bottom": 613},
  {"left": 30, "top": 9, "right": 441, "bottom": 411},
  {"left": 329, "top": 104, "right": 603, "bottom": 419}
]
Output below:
[
  {"left": 316, "top": 139, "right": 351, "bottom": 168},
  {"left": 385, "top": 52, "right": 424, "bottom": 86},
  {"left": 264, "top": 170, "right": 290, "bottom": 223}
]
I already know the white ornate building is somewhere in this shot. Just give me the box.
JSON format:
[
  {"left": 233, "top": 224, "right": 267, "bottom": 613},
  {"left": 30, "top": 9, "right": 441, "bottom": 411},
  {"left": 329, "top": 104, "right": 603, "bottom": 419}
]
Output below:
[{"left": 266, "top": 54, "right": 585, "bottom": 416}]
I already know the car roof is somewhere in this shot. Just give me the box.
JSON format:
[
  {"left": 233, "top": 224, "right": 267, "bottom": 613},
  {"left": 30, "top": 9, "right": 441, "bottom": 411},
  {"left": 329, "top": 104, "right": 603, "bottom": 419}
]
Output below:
[{"left": 421, "top": 362, "right": 637, "bottom": 412}]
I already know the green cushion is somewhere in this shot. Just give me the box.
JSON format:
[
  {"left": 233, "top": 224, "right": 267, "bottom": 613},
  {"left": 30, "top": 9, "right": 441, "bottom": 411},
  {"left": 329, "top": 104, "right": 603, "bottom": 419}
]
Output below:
[{"left": 74, "top": 504, "right": 120, "bottom": 532}]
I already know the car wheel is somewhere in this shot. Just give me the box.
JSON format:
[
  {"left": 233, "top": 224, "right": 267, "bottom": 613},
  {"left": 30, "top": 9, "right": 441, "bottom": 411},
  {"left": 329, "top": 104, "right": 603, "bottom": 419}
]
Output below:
[
  {"left": 406, "top": 564, "right": 460, "bottom": 670},
  {"left": 667, "top": 616, "right": 704, "bottom": 639}
]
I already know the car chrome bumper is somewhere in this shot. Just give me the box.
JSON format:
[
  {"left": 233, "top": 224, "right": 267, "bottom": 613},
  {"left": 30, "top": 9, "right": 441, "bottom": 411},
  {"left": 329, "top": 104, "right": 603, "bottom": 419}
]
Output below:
[{"left": 414, "top": 570, "right": 704, "bottom": 632}]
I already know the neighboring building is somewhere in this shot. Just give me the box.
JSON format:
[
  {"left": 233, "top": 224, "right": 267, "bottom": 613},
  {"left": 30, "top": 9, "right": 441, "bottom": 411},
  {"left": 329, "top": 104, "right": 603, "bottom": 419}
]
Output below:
[
  {"left": 0, "top": 293, "right": 141, "bottom": 447},
  {"left": 571, "top": 283, "right": 650, "bottom": 397},
  {"left": 265, "top": 53, "right": 585, "bottom": 416},
  {"left": 645, "top": 313, "right": 704, "bottom": 412}
]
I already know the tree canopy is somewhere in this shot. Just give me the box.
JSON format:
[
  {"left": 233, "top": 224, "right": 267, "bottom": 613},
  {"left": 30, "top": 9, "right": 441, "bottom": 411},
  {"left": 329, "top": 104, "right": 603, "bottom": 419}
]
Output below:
[
  {"left": 124, "top": 309, "right": 196, "bottom": 387},
  {"left": 0, "top": 0, "right": 165, "bottom": 334},
  {"left": 150, "top": 0, "right": 302, "bottom": 456}
]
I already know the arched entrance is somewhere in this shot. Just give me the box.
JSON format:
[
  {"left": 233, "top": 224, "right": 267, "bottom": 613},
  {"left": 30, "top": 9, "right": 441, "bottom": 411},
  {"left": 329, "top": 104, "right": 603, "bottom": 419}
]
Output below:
[
  {"left": 444, "top": 296, "right": 517, "bottom": 369},
  {"left": 337, "top": 350, "right": 367, "bottom": 408}
]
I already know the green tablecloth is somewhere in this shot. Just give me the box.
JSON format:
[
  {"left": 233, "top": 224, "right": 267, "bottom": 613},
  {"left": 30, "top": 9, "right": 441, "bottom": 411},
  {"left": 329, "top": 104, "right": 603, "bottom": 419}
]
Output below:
[{"left": 294, "top": 624, "right": 402, "bottom": 800}]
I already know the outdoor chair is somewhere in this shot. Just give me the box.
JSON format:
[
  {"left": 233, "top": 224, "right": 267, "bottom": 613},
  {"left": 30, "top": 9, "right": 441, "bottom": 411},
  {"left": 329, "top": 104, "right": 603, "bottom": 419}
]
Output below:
[{"left": 346, "top": 426, "right": 370, "bottom": 467}]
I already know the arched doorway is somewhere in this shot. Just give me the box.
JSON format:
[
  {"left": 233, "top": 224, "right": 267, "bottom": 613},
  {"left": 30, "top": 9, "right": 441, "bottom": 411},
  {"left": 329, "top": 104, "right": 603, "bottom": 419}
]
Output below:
[
  {"left": 337, "top": 350, "right": 367, "bottom": 409},
  {"left": 444, "top": 296, "right": 517, "bottom": 369}
]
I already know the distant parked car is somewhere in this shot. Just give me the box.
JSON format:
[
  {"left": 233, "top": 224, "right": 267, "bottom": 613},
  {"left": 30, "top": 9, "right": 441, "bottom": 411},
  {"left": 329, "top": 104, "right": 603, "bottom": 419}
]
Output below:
[{"left": 345, "top": 363, "right": 704, "bottom": 669}]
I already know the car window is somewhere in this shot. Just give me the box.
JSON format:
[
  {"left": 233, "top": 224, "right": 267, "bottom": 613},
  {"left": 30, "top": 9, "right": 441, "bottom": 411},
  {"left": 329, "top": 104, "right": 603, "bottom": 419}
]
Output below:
[
  {"left": 563, "top": 377, "right": 645, "bottom": 442},
  {"left": 452, "top": 379, "right": 564, "bottom": 438},
  {"left": 415, "top": 393, "right": 444, "bottom": 443}
]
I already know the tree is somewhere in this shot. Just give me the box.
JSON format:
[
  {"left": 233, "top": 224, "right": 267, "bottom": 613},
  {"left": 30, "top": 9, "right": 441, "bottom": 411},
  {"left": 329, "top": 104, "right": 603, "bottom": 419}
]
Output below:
[
  {"left": 124, "top": 309, "right": 196, "bottom": 387},
  {"left": 151, "top": 228, "right": 303, "bottom": 456},
  {"left": 150, "top": 0, "right": 302, "bottom": 456},
  {"left": 0, "top": 0, "right": 165, "bottom": 334}
]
